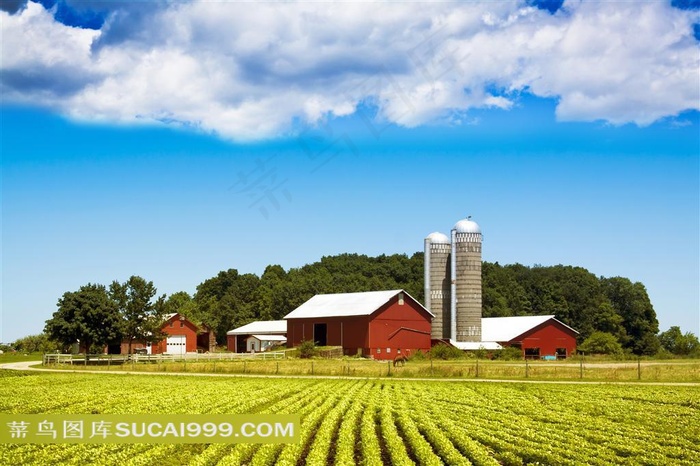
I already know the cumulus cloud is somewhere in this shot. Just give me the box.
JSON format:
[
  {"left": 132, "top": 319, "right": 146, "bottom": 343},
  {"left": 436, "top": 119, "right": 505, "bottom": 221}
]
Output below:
[{"left": 2, "top": 0, "right": 698, "bottom": 141}]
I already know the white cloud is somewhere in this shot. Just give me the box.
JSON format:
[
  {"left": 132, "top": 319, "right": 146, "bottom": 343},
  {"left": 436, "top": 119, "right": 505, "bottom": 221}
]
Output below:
[{"left": 2, "top": 0, "right": 698, "bottom": 141}]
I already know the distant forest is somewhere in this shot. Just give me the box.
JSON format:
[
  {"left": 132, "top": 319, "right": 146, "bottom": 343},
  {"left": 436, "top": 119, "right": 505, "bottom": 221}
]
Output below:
[{"left": 166, "top": 253, "right": 660, "bottom": 355}]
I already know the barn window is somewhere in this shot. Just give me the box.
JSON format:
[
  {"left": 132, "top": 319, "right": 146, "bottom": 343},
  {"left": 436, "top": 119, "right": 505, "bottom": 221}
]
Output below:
[
  {"left": 398, "top": 293, "right": 404, "bottom": 305},
  {"left": 556, "top": 348, "right": 567, "bottom": 359},
  {"left": 376, "top": 348, "right": 381, "bottom": 354},
  {"left": 387, "top": 348, "right": 391, "bottom": 353},
  {"left": 180, "top": 321, "right": 184, "bottom": 328},
  {"left": 524, "top": 347, "right": 540, "bottom": 360}
]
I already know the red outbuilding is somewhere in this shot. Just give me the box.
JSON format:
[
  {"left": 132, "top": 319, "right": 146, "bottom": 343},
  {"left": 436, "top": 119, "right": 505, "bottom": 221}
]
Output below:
[
  {"left": 284, "top": 289, "right": 433, "bottom": 360},
  {"left": 480, "top": 315, "right": 578, "bottom": 359},
  {"left": 119, "top": 313, "right": 214, "bottom": 355}
]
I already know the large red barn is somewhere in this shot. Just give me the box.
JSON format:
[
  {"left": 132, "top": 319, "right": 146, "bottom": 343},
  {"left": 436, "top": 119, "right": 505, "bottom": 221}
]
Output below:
[{"left": 284, "top": 290, "right": 433, "bottom": 360}]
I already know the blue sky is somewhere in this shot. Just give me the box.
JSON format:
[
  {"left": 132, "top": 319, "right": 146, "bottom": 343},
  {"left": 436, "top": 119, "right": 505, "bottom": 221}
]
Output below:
[{"left": 2, "top": 1, "right": 699, "bottom": 342}]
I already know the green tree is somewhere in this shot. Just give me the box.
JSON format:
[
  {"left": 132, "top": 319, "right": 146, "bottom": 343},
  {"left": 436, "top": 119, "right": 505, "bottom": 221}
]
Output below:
[
  {"left": 45, "top": 284, "right": 122, "bottom": 353},
  {"left": 658, "top": 327, "right": 700, "bottom": 356},
  {"left": 194, "top": 269, "right": 261, "bottom": 344},
  {"left": 110, "top": 276, "right": 167, "bottom": 354},
  {"left": 12, "top": 333, "right": 62, "bottom": 353},
  {"left": 163, "top": 291, "right": 196, "bottom": 318},
  {"left": 578, "top": 332, "right": 624, "bottom": 356},
  {"left": 602, "top": 277, "right": 659, "bottom": 355}
]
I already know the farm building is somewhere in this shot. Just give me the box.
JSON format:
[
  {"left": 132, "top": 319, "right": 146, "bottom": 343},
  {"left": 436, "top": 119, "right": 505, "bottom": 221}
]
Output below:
[
  {"left": 226, "top": 320, "right": 287, "bottom": 353},
  {"left": 119, "top": 313, "right": 215, "bottom": 355},
  {"left": 449, "top": 315, "right": 579, "bottom": 359},
  {"left": 284, "top": 289, "right": 433, "bottom": 360},
  {"left": 245, "top": 335, "right": 287, "bottom": 353},
  {"left": 425, "top": 217, "right": 579, "bottom": 358}
]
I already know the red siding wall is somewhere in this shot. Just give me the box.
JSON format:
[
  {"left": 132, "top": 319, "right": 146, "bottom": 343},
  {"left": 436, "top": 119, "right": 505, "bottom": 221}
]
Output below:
[
  {"left": 287, "top": 316, "right": 369, "bottom": 356},
  {"left": 514, "top": 320, "right": 577, "bottom": 358},
  {"left": 227, "top": 335, "right": 236, "bottom": 352},
  {"left": 368, "top": 299, "right": 432, "bottom": 360},
  {"left": 286, "top": 293, "right": 432, "bottom": 360},
  {"left": 152, "top": 315, "right": 199, "bottom": 354}
]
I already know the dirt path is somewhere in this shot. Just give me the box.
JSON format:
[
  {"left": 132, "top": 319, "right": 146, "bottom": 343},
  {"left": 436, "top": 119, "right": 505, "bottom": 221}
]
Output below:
[{"left": 3, "top": 360, "right": 699, "bottom": 386}]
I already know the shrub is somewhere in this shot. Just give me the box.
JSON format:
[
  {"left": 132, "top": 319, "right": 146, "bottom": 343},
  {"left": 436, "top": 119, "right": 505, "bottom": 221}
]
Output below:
[
  {"left": 298, "top": 340, "right": 317, "bottom": 359},
  {"left": 578, "top": 332, "right": 624, "bottom": 355},
  {"left": 429, "top": 343, "right": 465, "bottom": 360},
  {"left": 492, "top": 346, "right": 523, "bottom": 360}
]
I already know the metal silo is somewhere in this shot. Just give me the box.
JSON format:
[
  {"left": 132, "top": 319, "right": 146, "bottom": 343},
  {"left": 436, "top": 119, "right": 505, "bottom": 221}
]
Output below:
[
  {"left": 451, "top": 217, "right": 482, "bottom": 342},
  {"left": 424, "top": 232, "right": 451, "bottom": 339}
]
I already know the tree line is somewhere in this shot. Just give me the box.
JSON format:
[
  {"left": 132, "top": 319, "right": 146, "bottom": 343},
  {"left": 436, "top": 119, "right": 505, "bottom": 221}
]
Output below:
[{"left": 12, "top": 252, "right": 697, "bottom": 356}]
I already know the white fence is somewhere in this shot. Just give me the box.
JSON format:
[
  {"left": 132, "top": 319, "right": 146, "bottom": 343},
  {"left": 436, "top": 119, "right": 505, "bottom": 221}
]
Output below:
[{"left": 43, "top": 351, "right": 286, "bottom": 365}]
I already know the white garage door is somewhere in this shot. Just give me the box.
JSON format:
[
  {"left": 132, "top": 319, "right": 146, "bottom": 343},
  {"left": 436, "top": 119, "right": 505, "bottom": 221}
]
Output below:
[{"left": 166, "top": 335, "right": 186, "bottom": 355}]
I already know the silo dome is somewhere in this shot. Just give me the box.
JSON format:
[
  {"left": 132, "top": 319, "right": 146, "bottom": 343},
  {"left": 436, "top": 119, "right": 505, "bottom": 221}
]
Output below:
[
  {"left": 453, "top": 218, "right": 481, "bottom": 234},
  {"left": 425, "top": 231, "right": 450, "bottom": 243}
]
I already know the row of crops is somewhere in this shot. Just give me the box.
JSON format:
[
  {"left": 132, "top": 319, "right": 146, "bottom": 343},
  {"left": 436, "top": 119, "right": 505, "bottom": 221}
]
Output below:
[{"left": 1, "top": 370, "right": 698, "bottom": 465}]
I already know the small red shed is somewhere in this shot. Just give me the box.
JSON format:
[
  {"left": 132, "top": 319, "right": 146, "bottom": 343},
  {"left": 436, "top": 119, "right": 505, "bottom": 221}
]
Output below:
[
  {"left": 119, "top": 313, "right": 210, "bottom": 355},
  {"left": 284, "top": 290, "right": 433, "bottom": 360},
  {"left": 481, "top": 315, "right": 578, "bottom": 359}
]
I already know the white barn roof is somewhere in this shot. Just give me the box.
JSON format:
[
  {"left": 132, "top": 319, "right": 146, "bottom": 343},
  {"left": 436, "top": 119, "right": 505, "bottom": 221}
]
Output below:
[
  {"left": 246, "top": 335, "right": 287, "bottom": 342},
  {"left": 283, "top": 289, "right": 433, "bottom": 319},
  {"left": 227, "top": 320, "right": 287, "bottom": 336},
  {"left": 481, "top": 315, "right": 578, "bottom": 342},
  {"left": 450, "top": 340, "right": 502, "bottom": 350}
]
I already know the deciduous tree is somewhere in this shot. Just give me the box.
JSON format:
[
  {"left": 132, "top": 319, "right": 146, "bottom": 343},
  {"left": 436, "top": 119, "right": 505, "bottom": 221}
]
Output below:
[{"left": 45, "top": 284, "right": 122, "bottom": 353}]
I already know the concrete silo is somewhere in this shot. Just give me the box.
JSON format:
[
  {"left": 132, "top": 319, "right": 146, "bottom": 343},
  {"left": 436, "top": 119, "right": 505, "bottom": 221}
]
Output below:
[
  {"left": 424, "top": 232, "right": 451, "bottom": 340},
  {"left": 451, "top": 217, "right": 482, "bottom": 342}
]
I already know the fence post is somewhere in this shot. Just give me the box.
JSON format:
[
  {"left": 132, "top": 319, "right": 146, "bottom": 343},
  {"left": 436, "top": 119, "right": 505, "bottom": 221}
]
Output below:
[
  {"left": 476, "top": 359, "right": 480, "bottom": 378},
  {"left": 311, "top": 361, "right": 314, "bottom": 375},
  {"left": 637, "top": 356, "right": 641, "bottom": 380},
  {"left": 387, "top": 361, "right": 391, "bottom": 377},
  {"left": 525, "top": 358, "right": 529, "bottom": 378},
  {"left": 579, "top": 354, "right": 584, "bottom": 379}
]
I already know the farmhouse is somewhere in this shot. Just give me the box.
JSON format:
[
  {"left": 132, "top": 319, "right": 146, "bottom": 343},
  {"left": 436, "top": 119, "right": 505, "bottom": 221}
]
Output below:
[
  {"left": 284, "top": 289, "right": 433, "bottom": 360},
  {"left": 120, "top": 313, "right": 215, "bottom": 355},
  {"left": 226, "top": 320, "right": 287, "bottom": 353}
]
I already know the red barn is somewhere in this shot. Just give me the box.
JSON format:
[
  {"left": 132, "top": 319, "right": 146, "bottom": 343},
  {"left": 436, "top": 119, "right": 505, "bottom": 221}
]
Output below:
[
  {"left": 119, "top": 313, "right": 213, "bottom": 355},
  {"left": 284, "top": 290, "right": 433, "bottom": 360},
  {"left": 481, "top": 315, "right": 578, "bottom": 359}
]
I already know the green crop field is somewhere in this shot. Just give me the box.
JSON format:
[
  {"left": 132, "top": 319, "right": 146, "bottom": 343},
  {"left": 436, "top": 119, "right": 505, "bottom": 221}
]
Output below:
[{"left": 1, "top": 370, "right": 698, "bottom": 465}]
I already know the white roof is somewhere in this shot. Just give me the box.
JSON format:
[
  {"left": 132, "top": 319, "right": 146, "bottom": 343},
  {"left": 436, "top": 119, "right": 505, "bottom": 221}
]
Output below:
[
  {"left": 227, "top": 320, "right": 287, "bottom": 335},
  {"left": 247, "top": 335, "right": 287, "bottom": 342},
  {"left": 425, "top": 231, "right": 450, "bottom": 244},
  {"left": 453, "top": 218, "right": 481, "bottom": 234},
  {"left": 449, "top": 340, "right": 502, "bottom": 350},
  {"left": 482, "top": 315, "right": 577, "bottom": 342},
  {"left": 284, "top": 290, "right": 433, "bottom": 319}
]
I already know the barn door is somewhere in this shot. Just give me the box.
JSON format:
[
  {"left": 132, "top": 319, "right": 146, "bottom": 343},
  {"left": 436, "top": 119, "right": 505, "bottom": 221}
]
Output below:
[
  {"left": 166, "top": 335, "right": 186, "bottom": 355},
  {"left": 313, "top": 323, "right": 327, "bottom": 346}
]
